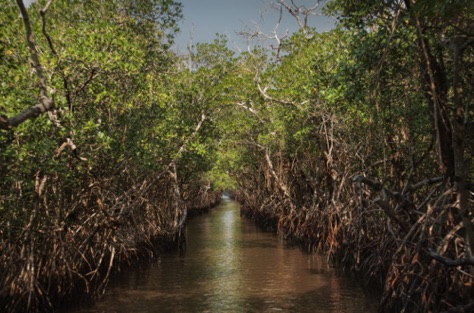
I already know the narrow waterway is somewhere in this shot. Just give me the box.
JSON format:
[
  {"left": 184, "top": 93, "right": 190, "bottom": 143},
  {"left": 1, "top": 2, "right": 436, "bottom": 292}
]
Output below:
[{"left": 64, "top": 199, "right": 378, "bottom": 313}]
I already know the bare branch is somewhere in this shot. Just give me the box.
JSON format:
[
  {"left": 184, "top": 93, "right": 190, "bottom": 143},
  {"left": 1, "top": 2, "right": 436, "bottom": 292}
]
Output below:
[
  {"left": 428, "top": 250, "right": 474, "bottom": 267},
  {"left": 256, "top": 81, "right": 307, "bottom": 107},
  {"left": 55, "top": 138, "right": 88, "bottom": 161},
  {"left": 270, "top": 6, "right": 289, "bottom": 58},
  {"left": 233, "top": 101, "right": 266, "bottom": 125},
  {"left": 235, "top": 102, "right": 259, "bottom": 115},
  {"left": 352, "top": 174, "right": 416, "bottom": 210},
  {"left": 409, "top": 176, "right": 444, "bottom": 192},
  {"left": 264, "top": 148, "right": 295, "bottom": 209},
  {"left": 238, "top": 0, "right": 320, "bottom": 58},
  {"left": 373, "top": 197, "right": 410, "bottom": 233},
  {"left": 16, "top": 0, "right": 49, "bottom": 100},
  {"left": 1, "top": 1, "right": 55, "bottom": 130},
  {"left": 176, "top": 110, "right": 207, "bottom": 155},
  {"left": 40, "top": 1, "right": 57, "bottom": 55},
  {"left": 237, "top": 2, "right": 290, "bottom": 58},
  {"left": 275, "top": 0, "right": 320, "bottom": 32},
  {"left": 40, "top": 0, "right": 54, "bottom": 13},
  {"left": 40, "top": 0, "right": 75, "bottom": 113}
]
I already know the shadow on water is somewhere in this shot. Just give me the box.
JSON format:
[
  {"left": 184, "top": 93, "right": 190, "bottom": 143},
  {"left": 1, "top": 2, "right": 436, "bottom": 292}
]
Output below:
[{"left": 62, "top": 200, "right": 378, "bottom": 313}]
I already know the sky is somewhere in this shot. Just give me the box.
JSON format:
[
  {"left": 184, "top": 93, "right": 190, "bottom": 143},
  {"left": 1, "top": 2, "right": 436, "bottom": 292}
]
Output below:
[
  {"left": 174, "top": 0, "right": 336, "bottom": 53},
  {"left": 23, "top": 0, "right": 336, "bottom": 53}
]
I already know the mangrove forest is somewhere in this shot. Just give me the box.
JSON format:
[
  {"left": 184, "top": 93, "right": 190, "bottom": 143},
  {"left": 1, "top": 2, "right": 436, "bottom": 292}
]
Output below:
[{"left": 0, "top": 0, "right": 473, "bottom": 312}]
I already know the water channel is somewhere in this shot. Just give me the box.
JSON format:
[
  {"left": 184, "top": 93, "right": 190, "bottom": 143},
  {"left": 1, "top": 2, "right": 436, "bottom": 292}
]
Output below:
[{"left": 64, "top": 199, "right": 378, "bottom": 313}]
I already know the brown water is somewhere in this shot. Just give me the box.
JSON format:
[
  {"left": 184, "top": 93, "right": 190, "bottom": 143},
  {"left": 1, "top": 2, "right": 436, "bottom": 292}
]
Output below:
[{"left": 64, "top": 199, "right": 378, "bottom": 313}]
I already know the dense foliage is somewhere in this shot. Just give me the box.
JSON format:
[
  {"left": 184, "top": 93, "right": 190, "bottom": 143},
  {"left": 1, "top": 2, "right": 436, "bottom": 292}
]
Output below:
[
  {"left": 0, "top": 0, "right": 472, "bottom": 312},
  {"left": 0, "top": 0, "right": 221, "bottom": 311}
]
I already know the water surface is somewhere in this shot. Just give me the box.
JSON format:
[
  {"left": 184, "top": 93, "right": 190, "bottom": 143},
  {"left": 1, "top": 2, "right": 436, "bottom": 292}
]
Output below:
[{"left": 64, "top": 200, "right": 378, "bottom": 313}]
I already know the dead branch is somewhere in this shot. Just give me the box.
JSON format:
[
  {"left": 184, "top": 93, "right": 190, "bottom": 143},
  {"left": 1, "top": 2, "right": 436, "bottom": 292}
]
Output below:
[
  {"left": 441, "top": 300, "right": 474, "bottom": 313},
  {"left": 271, "top": 6, "right": 288, "bottom": 58},
  {"left": 238, "top": 0, "right": 321, "bottom": 57},
  {"left": 237, "top": 5, "right": 289, "bottom": 58},
  {"left": 274, "top": 0, "right": 320, "bottom": 32},
  {"left": 176, "top": 110, "right": 206, "bottom": 155}
]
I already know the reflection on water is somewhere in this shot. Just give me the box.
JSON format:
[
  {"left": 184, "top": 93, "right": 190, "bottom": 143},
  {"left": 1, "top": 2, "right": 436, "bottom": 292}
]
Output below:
[{"left": 63, "top": 200, "right": 378, "bottom": 313}]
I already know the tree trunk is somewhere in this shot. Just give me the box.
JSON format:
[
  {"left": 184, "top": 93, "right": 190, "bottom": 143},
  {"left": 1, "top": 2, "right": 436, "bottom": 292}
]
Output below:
[
  {"left": 0, "top": 0, "right": 55, "bottom": 131},
  {"left": 451, "top": 37, "right": 474, "bottom": 260},
  {"left": 415, "top": 20, "right": 454, "bottom": 178}
]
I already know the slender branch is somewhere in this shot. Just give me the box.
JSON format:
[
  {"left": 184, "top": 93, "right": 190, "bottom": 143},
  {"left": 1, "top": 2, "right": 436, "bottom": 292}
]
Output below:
[
  {"left": 235, "top": 101, "right": 259, "bottom": 115},
  {"left": 256, "top": 81, "right": 307, "bottom": 108},
  {"left": 271, "top": 6, "right": 288, "bottom": 58},
  {"left": 233, "top": 101, "right": 266, "bottom": 124},
  {"left": 176, "top": 110, "right": 206, "bottom": 155},
  {"left": 40, "top": 0, "right": 56, "bottom": 54},
  {"left": 276, "top": 0, "right": 320, "bottom": 32},
  {"left": 408, "top": 176, "right": 444, "bottom": 192},
  {"left": 40, "top": 0, "right": 75, "bottom": 112},
  {"left": 237, "top": 5, "right": 289, "bottom": 58},
  {"left": 264, "top": 148, "right": 295, "bottom": 209},
  {"left": 16, "top": 0, "right": 49, "bottom": 101}
]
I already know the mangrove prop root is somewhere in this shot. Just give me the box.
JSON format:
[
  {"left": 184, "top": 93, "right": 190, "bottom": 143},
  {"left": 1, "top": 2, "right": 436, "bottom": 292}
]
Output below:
[
  {"left": 236, "top": 145, "right": 473, "bottom": 312},
  {"left": 0, "top": 170, "right": 221, "bottom": 312}
]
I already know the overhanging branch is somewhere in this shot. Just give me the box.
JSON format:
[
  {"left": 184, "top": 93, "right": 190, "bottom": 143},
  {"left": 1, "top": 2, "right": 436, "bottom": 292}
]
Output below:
[{"left": 1, "top": 1, "right": 55, "bottom": 130}]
